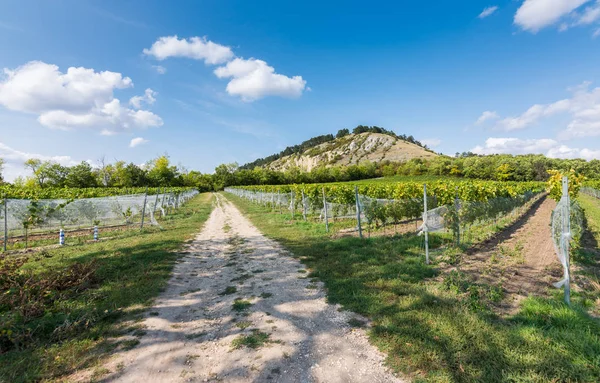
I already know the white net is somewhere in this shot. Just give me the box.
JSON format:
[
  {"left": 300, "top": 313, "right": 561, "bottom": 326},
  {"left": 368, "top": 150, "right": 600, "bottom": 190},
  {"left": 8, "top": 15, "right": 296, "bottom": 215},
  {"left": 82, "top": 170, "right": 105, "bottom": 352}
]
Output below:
[
  {"left": 0, "top": 189, "right": 198, "bottom": 236},
  {"left": 581, "top": 186, "right": 600, "bottom": 199}
]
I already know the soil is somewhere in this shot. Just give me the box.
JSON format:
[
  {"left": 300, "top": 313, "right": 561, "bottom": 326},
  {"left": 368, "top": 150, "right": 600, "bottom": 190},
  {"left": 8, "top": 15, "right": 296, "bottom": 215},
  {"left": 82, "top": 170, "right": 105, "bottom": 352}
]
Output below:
[
  {"left": 448, "top": 195, "right": 564, "bottom": 314},
  {"left": 94, "top": 194, "right": 403, "bottom": 383}
]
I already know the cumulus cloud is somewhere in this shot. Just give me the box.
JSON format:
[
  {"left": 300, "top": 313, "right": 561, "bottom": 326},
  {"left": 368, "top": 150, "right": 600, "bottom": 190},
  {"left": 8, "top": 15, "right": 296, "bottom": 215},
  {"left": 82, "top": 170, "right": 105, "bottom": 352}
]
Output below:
[
  {"left": 129, "top": 137, "right": 149, "bottom": 148},
  {"left": 471, "top": 137, "right": 600, "bottom": 159},
  {"left": 143, "top": 36, "right": 308, "bottom": 101},
  {"left": 514, "top": 0, "right": 593, "bottom": 32},
  {"left": 0, "top": 61, "right": 163, "bottom": 134},
  {"left": 143, "top": 36, "right": 234, "bottom": 64},
  {"left": 496, "top": 99, "right": 570, "bottom": 131},
  {"left": 152, "top": 65, "right": 167, "bottom": 74},
  {"left": 214, "top": 58, "right": 307, "bottom": 101},
  {"left": 130, "top": 88, "right": 157, "bottom": 109},
  {"left": 421, "top": 138, "right": 442, "bottom": 147},
  {"left": 475, "top": 110, "right": 499, "bottom": 125},
  {"left": 479, "top": 6, "right": 499, "bottom": 18}
]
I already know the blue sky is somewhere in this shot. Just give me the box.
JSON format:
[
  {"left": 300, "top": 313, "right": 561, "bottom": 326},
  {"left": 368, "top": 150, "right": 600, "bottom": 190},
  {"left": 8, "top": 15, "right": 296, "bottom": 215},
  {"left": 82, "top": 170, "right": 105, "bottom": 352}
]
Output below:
[{"left": 2, "top": 0, "right": 600, "bottom": 181}]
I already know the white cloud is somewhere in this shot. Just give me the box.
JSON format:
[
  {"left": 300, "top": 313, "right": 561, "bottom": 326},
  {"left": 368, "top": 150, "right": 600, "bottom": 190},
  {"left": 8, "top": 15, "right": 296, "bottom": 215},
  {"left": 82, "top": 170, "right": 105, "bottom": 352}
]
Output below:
[
  {"left": 143, "top": 36, "right": 234, "bottom": 64},
  {"left": 144, "top": 36, "right": 308, "bottom": 102},
  {"left": 0, "top": 141, "right": 80, "bottom": 181},
  {"left": 593, "top": 27, "right": 600, "bottom": 36},
  {"left": 130, "top": 88, "right": 157, "bottom": 109},
  {"left": 493, "top": 82, "right": 600, "bottom": 137},
  {"left": 472, "top": 137, "right": 600, "bottom": 159},
  {"left": 496, "top": 99, "right": 570, "bottom": 131},
  {"left": 479, "top": 6, "right": 499, "bottom": 18},
  {"left": 0, "top": 61, "right": 163, "bottom": 134},
  {"left": 576, "top": 1, "right": 600, "bottom": 24},
  {"left": 514, "top": 0, "right": 592, "bottom": 32},
  {"left": 475, "top": 110, "right": 499, "bottom": 124},
  {"left": 129, "top": 137, "right": 149, "bottom": 148},
  {"left": 421, "top": 138, "right": 442, "bottom": 147},
  {"left": 152, "top": 65, "right": 167, "bottom": 74},
  {"left": 214, "top": 58, "right": 307, "bottom": 101}
]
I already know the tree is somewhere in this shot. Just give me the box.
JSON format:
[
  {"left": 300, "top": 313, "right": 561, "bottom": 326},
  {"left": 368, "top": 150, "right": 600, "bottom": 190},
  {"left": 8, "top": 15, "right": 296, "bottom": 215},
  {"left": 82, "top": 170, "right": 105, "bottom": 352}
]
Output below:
[
  {"left": 66, "top": 161, "right": 98, "bottom": 188},
  {"left": 24, "top": 159, "right": 67, "bottom": 187},
  {"left": 336, "top": 128, "right": 350, "bottom": 138},
  {"left": 147, "top": 155, "right": 179, "bottom": 186}
]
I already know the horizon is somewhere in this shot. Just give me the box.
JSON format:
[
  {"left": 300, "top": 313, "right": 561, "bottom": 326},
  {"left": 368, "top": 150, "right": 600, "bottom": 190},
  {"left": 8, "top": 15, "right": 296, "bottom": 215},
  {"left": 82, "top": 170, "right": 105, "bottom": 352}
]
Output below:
[{"left": 2, "top": 0, "right": 600, "bottom": 182}]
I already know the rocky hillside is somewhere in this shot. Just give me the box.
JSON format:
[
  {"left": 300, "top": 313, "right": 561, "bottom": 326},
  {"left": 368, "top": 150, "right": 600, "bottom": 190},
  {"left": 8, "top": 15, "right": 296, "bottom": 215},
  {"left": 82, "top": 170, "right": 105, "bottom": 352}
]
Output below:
[{"left": 267, "top": 132, "right": 437, "bottom": 171}]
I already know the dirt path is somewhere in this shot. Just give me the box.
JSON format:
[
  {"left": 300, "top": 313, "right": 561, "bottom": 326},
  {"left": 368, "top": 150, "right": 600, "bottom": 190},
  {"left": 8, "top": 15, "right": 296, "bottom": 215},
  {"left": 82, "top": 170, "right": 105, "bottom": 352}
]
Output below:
[
  {"left": 100, "top": 194, "right": 402, "bottom": 383},
  {"left": 456, "top": 196, "right": 564, "bottom": 313}
]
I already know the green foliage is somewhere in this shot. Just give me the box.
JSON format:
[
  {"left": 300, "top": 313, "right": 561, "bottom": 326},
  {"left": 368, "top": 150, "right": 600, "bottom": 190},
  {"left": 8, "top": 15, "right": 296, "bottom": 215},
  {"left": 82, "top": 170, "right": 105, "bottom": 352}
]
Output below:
[
  {"left": 0, "top": 185, "right": 192, "bottom": 199},
  {"left": 547, "top": 169, "right": 585, "bottom": 201}
]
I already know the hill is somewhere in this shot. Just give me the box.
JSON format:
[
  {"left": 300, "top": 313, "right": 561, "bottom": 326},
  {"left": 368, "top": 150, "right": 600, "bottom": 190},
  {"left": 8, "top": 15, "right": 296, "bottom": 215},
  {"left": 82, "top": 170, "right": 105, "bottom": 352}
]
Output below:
[{"left": 266, "top": 132, "right": 437, "bottom": 171}]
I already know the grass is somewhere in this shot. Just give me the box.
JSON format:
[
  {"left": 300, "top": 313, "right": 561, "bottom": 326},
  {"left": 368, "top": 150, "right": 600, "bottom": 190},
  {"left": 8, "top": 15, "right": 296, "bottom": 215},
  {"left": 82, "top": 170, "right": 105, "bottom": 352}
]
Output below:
[
  {"left": 575, "top": 194, "right": 600, "bottom": 315},
  {"left": 220, "top": 286, "right": 237, "bottom": 295},
  {"left": 232, "top": 299, "right": 252, "bottom": 312},
  {"left": 225, "top": 191, "right": 600, "bottom": 383},
  {"left": 0, "top": 193, "right": 215, "bottom": 383},
  {"left": 230, "top": 330, "right": 271, "bottom": 350}
]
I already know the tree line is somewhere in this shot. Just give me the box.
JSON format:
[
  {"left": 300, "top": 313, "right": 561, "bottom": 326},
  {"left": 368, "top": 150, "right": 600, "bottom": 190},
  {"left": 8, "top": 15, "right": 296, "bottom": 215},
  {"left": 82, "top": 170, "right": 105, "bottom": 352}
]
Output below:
[{"left": 2, "top": 153, "right": 599, "bottom": 193}]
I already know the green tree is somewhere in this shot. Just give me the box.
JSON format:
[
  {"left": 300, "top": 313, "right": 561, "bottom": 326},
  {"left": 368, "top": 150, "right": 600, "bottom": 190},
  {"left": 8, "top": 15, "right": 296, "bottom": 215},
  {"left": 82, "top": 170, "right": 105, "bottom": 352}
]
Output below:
[
  {"left": 66, "top": 161, "right": 98, "bottom": 188},
  {"left": 147, "top": 155, "right": 179, "bottom": 186}
]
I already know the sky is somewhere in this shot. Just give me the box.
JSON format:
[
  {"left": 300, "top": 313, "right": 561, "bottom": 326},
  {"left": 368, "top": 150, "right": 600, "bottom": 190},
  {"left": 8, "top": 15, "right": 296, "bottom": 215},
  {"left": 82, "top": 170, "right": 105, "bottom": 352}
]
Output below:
[{"left": 1, "top": 0, "right": 600, "bottom": 181}]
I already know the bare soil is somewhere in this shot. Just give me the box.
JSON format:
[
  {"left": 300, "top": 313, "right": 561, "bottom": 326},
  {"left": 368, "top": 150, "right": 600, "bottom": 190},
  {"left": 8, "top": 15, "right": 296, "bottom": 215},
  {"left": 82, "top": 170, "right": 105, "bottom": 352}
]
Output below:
[
  {"left": 449, "top": 196, "right": 564, "bottom": 314},
  {"left": 94, "top": 194, "right": 403, "bottom": 383}
]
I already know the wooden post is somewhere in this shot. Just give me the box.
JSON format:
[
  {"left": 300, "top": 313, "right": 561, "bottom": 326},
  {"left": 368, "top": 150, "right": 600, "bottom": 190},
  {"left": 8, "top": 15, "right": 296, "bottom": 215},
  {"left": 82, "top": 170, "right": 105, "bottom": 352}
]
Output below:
[
  {"left": 455, "top": 187, "right": 460, "bottom": 246},
  {"left": 323, "top": 188, "right": 329, "bottom": 233},
  {"left": 424, "top": 184, "right": 429, "bottom": 264},
  {"left": 140, "top": 186, "right": 148, "bottom": 229},
  {"left": 278, "top": 190, "right": 282, "bottom": 214},
  {"left": 355, "top": 186, "right": 362, "bottom": 239}
]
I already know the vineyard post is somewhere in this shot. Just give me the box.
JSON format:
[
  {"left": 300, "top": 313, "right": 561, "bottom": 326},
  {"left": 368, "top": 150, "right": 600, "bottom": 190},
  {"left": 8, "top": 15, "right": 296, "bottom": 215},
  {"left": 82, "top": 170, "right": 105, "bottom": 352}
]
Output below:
[
  {"left": 424, "top": 184, "right": 429, "bottom": 264},
  {"left": 271, "top": 192, "right": 275, "bottom": 212},
  {"left": 323, "top": 187, "right": 329, "bottom": 233},
  {"left": 302, "top": 190, "right": 307, "bottom": 221},
  {"left": 161, "top": 187, "right": 167, "bottom": 216},
  {"left": 455, "top": 188, "right": 460, "bottom": 246},
  {"left": 3, "top": 195, "right": 7, "bottom": 252},
  {"left": 278, "top": 190, "right": 282, "bottom": 214},
  {"left": 140, "top": 186, "right": 148, "bottom": 229},
  {"left": 562, "top": 176, "right": 571, "bottom": 305},
  {"left": 355, "top": 186, "right": 362, "bottom": 239},
  {"left": 153, "top": 188, "right": 160, "bottom": 215},
  {"left": 291, "top": 190, "right": 295, "bottom": 219}
]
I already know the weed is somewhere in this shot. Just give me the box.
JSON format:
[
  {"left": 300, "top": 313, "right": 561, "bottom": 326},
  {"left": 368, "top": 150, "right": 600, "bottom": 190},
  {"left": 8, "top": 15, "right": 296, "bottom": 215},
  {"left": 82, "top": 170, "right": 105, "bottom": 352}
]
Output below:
[
  {"left": 231, "top": 330, "right": 271, "bottom": 350},
  {"left": 236, "top": 321, "right": 252, "bottom": 330},
  {"left": 220, "top": 286, "right": 237, "bottom": 295},
  {"left": 260, "top": 292, "right": 273, "bottom": 298},
  {"left": 232, "top": 299, "right": 252, "bottom": 312}
]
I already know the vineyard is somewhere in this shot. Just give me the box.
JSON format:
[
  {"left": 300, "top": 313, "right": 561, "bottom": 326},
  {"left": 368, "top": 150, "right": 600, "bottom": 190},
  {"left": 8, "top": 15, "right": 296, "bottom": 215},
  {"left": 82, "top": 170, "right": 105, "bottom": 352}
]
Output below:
[
  {"left": 0, "top": 185, "right": 193, "bottom": 199},
  {"left": 0, "top": 188, "right": 198, "bottom": 250}
]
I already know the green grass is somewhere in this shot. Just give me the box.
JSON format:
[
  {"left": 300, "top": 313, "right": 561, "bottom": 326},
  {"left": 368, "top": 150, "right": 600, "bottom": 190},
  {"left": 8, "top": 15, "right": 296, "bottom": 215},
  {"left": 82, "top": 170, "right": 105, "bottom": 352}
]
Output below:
[
  {"left": 230, "top": 329, "right": 271, "bottom": 350},
  {"left": 232, "top": 299, "right": 252, "bottom": 312},
  {"left": 226, "top": 192, "right": 600, "bottom": 383},
  {"left": 0, "top": 193, "right": 214, "bottom": 383},
  {"left": 575, "top": 194, "right": 600, "bottom": 314}
]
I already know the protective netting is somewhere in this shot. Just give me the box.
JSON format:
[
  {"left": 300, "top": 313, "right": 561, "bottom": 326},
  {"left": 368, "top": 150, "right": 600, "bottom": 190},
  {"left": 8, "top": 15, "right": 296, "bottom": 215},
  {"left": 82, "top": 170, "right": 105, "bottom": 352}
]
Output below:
[
  {"left": 551, "top": 190, "right": 583, "bottom": 293},
  {"left": 581, "top": 187, "right": 600, "bottom": 199},
  {"left": 0, "top": 189, "right": 198, "bottom": 236}
]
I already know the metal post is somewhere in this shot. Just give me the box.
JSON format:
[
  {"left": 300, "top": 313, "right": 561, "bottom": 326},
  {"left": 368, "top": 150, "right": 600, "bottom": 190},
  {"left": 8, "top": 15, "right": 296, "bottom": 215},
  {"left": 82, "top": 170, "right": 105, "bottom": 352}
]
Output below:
[
  {"left": 278, "top": 190, "right": 282, "bottom": 214},
  {"left": 562, "top": 176, "right": 571, "bottom": 305},
  {"left": 3, "top": 195, "right": 7, "bottom": 252},
  {"left": 140, "top": 186, "right": 148, "bottom": 229},
  {"left": 323, "top": 187, "right": 329, "bottom": 233},
  {"left": 424, "top": 184, "right": 429, "bottom": 264},
  {"left": 291, "top": 190, "right": 295, "bottom": 219},
  {"left": 153, "top": 188, "right": 160, "bottom": 215},
  {"left": 302, "top": 190, "right": 307, "bottom": 221},
  {"left": 455, "top": 187, "right": 460, "bottom": 246},
  {"left": 355, "top": 186, "right": 362, "bottom": 239}
]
